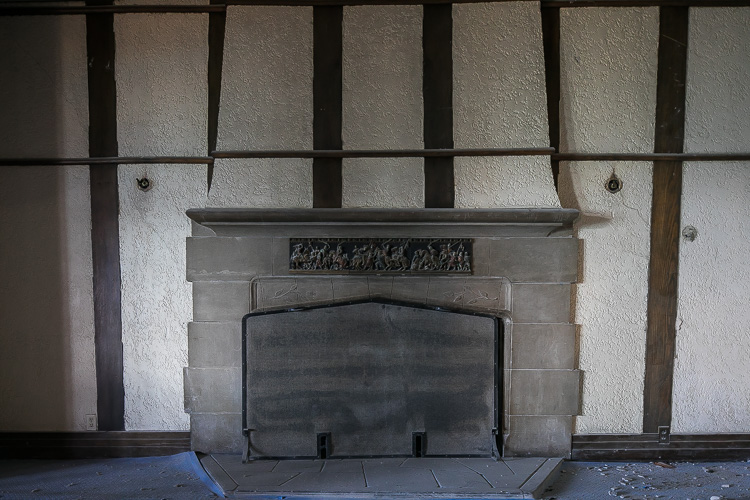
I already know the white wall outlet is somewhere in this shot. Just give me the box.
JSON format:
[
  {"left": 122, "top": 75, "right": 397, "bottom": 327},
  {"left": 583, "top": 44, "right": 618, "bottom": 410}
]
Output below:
[{"left": 86, "top": 414, "right": 97, "bottom": 431}]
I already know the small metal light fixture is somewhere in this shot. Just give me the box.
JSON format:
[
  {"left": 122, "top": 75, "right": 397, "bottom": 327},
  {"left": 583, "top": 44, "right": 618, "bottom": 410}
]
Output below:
[
  {"left": 606, "top": 172, "right": 622, "bottom": 194},
  {"left": 136, "top": 177, "right": 152, "bottom": 192},
  {"left": 682, "top": 225, "right": 698, "bottom": 242}
]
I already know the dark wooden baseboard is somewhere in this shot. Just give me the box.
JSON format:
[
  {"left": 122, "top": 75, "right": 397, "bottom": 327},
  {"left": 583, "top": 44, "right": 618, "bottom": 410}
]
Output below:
[
  {"left": 0, "top": 431, "right": 190, "bottom": 459},
  {"left": 572, "top": 433, "right": 750, "bottom": 461}
]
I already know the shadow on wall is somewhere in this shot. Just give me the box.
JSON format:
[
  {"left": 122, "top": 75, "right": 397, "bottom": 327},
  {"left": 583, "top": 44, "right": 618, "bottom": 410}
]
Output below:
[{"left": 0, "top": 18, "right": 82, "bottom": 431}]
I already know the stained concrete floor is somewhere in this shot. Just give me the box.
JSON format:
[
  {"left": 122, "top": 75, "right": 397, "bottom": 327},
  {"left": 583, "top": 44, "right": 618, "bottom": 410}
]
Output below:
[
  {"left": 1, "top": 454, "right": 750, "bottom": 499},
  {"left": 544, "top": 460, "right": 750, "bottom": 500}
]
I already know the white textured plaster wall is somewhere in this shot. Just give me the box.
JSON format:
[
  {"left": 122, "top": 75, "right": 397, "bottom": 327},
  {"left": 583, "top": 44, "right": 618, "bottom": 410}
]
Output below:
[
  {"left": 672, "top": 164, "right": 750, "bottom": 433},
  {"left": 684, "top": 8, "right": 750, "bottom": 154},
  {"left": 453, "top": 2, "right": 558, "bottom": 208},
  {"left": 559, "top": 163, "right": 652, "bottom": 434},
  {"left": 672, "top": 164, "right": 750, "bottom": 432},
  {"left": 0, "top": 16, "right": 96, "bottom": 431},
  {"left": 207, "top": 159, "right": 312, "bottom": 208},
  {"left": 558, "top": 7, "right": 659, "bottom": 434},
  {"left": 115, "top": 13, "right": 208, "bottom": 429},
  {"left": 216, "top": 6, "right": 313, "bottom": 208},
  {"left": 672, "top": 8, "right": 750, "bottom": 433},
  {"left": 115, "top": 13, "right": 208, "bottom": 156},
  {"left": 342, "top": 6, "right": 423, "bottom": 208},
  {"left": 455, "top": 156, "right": 559, "bottom": 208},
  {"left": 559, "top": 8, "right": 658, "bottom": 153},
  {"left": 118, "top": 164, "right": 205, "bottom": 430}
]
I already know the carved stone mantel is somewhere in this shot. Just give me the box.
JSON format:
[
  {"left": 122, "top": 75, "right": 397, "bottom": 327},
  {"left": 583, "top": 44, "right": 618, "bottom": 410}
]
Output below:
[{"left": 184, "top": 208, "right": 581, "bottom": 458}]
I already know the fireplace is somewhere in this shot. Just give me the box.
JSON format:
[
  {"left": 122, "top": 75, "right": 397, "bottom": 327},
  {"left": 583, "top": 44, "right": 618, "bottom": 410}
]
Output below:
[{"left": 184, "top": 208, "right": 580, "bottom": 458}]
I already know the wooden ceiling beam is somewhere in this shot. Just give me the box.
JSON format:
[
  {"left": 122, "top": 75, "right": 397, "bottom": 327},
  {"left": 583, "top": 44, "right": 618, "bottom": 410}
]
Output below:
[{"left": 4, "top": 0, "right": 748, "bottom": 16}]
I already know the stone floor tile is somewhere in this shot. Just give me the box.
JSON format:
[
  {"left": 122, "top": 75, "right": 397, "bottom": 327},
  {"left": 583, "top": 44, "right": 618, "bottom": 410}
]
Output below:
[
  {"left": 360, "top": 457, "right": 408, "bottom": 467},
  {"left": 320, "top": 460, "right": 365, "bottom": 474},
  {"left": 281, "top": 471, "right": 367, "bottom": 492},
  {"left": 234, "top": 471, "right": 302, "bottom": 491},
  {"left": 271, "top": 460, "right": 324, "bottom": 473},
  {"left": 363, "top": 465, "right": 440, "bottom": 492},
  {"left": 502, "top": 457, "right": 547, "bottom": 477},
  {"left": 431, "top": 467, "right": 494, "bottom": 490},
  {"left": 399, "top": 457, "right": 470, "bottom": 471},
  {"left": 213, "top": 455, "right": 277, "bottom": 475}
]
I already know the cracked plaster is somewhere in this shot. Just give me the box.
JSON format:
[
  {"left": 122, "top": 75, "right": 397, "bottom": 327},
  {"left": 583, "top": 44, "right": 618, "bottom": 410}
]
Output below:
[{"left": 559, "top": 7, "right": 658, "bottom": 435}]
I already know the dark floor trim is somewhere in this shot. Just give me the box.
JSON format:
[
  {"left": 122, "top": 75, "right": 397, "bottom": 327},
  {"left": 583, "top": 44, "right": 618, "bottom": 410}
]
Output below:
[
  {"left": 572, "top": 434, "right": 750, "bottom": 461},
  {"left": 0, "top": 432, "right": 191, "bottom": 459},
  {"left": 312, "top": 5, "right": 343, "bottom": 208},
  {"left": 87, "top": 0, "right": 125, "bottom": 432},
  {"left": 423, "top": 3, "right": 454, "bottom": 208}
]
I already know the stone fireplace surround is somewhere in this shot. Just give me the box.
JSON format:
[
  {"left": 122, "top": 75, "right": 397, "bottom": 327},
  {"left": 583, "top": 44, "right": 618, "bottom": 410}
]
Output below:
[{"left": 184, "top": 208, "right": 581, "bottom": 458}]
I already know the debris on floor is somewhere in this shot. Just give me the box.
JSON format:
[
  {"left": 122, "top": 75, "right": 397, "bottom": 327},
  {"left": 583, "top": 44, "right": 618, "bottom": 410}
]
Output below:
[{"left": 544, "top": 461, "right": 750, "bottom": 500}]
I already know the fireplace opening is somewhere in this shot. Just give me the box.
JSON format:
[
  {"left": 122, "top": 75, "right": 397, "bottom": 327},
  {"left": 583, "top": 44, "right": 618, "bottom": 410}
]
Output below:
[{"left": 241, "top": 299, "right": 501, "bottom": 461}]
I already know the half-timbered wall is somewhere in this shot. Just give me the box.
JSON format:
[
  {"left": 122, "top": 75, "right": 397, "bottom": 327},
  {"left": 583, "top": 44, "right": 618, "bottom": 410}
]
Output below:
[{"left": 0, "top": 3, "right": 748, "bottom": 436}]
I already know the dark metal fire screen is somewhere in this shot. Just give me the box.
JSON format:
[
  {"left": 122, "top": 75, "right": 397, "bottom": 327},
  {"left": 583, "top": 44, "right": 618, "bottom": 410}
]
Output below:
[{"left": 242, "top": 300, "right": 500, "bottom": 460}]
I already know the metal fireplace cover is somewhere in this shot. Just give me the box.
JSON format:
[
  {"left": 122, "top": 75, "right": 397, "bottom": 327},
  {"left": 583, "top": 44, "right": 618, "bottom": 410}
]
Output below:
[{"left": 242, "top": 299, "right": 500, "bottom": 460}]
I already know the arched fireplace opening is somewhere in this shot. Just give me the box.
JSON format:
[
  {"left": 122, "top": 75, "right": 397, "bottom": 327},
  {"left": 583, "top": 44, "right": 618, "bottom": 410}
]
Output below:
[{"left": 241, "top": 299, "right": 502, "bottom": 461}]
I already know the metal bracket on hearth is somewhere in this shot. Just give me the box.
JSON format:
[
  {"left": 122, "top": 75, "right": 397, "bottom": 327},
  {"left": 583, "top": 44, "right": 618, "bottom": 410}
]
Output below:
[
  {"left": 492, "top": 428, "right": 501, "bottom": 459},
  {"left": 317, "top": 433, "right": 332, "bottom": 459},
  {"left": 412, "top": 432, "right": 426, "bottom": 457},
  {"left": 242, "top": 428, "right": 256, "bottom": 463}
]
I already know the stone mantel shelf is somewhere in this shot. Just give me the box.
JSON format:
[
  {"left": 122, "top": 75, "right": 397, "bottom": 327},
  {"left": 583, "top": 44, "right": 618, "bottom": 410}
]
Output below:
[{"left": 186, "top": 208, "right": 580, "bottom": 226}]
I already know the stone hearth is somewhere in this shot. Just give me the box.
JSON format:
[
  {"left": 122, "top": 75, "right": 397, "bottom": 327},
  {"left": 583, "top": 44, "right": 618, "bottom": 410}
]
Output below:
[{"left": 184, "top": 208, "right": 581, "bottom": 458}]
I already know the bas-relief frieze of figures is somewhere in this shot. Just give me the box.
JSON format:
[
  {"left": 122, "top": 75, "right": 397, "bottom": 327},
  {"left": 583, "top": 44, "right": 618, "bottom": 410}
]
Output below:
[{"left": 289, "top": 239, "right": 472, "bottom": 274}]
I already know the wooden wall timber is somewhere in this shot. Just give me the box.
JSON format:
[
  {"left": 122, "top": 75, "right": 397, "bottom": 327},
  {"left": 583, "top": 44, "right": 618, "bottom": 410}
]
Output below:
[
  {"left": 207, "top": 0, "right": 226, "bottom": 192},
  {"left": 642, "top": 6, "right": 689, "bottom": 434},
  {"left": 423, "top": 3, "right": 454, "bottom": 207},
  {"left": 541, "top": 5, "right": 561, "bottom": 191},
  {"left": 312, "top": 6, "right": 343, "bottom": 208},
  {"left": 86, "top": 0, "right": 125, "bottom": 432}
]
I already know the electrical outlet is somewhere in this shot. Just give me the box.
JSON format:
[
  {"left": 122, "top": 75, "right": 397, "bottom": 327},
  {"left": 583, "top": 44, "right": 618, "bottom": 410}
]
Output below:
[{"left": 86, "top": 414, "right": 97, "bottom": 431}]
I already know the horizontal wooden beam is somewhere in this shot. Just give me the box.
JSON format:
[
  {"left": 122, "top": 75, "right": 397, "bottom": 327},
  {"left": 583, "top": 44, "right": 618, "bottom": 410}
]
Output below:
[
  {"left": 4, "top": 151, "right": 750, "bottom": 166},
  {"left": 0, "top": 432, "right": 190, "bottom": 459},
  {"left": 554, "top": 152, "right": 750, "bottom": 162},
  {"left": 544, "top": 0, "right": 750, "bottom": 6},
  {"left": 230, "top": 0, "right": 535, "bottom": 4},
  {"left": 0, "top": 4, "right": 225, "bottom": 15},
  {"left": 215, "top": 148, "right": 554, "bottom": 159},
  {"left": 2, "top": 0, "right": 748, "bottom": 14},
  {"left": 572, "top": 433, "right": 750, "bottom": 461},
  {"left": 0, "top": 157, "right": 214, "bottom": 167}
]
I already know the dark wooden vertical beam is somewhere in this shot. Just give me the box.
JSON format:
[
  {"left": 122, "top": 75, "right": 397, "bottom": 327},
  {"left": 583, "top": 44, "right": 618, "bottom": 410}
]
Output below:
[
  {"left": 86, "top": 0, "right": 124, "bottom": 431},
  {"left": 643, "top": 6, "right": 689, "bottom": 434},
  {"left": 423, "top": 3, "right": 454, "bottom": 208},
  {"left": 313, "top": 6, "right": 343, "bottom": 208},
  {"left": 541, "top": 5, "right": 561, "bottom": 191},
  {"left": 207, "top": 0, "right": 226, "bottom": 192}
]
